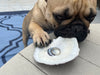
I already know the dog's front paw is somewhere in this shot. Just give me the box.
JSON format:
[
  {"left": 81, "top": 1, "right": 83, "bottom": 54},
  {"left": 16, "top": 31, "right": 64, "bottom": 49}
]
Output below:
[{"left": 33, "top": 30, "right": 52, "bottom": 48}]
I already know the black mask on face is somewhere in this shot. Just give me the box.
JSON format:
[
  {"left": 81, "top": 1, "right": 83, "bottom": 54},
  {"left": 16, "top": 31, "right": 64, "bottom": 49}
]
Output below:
[{"left": 54, "top": 24, "right": 90, "bottom": 42}]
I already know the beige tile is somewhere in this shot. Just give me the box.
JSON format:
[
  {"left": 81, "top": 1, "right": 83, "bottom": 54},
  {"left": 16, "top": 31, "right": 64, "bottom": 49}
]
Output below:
[
  {"left": 19, "top": 44, "right": 35, "bottom": 62},
  {"left": 79, "top": 39, "right": 100, "bottom": 67},
  {"left": 0, "top": 7, "right": 23, "bottom": 12},
  {"left": 90, "top": 24, "right": 100, "bottom": 31},
  {"left": 21, "top": 6, "right": 33, "bottom": 11},
  {"left": 0, "top": 0, "right": 37, "bottom": 12},
  {"left": 19, "top": 44, "right": 100, "bottom": 75},
  {"left": 0, "top": 54, "right": 46, "bottom": 75},
  {"left": 0, "top": 0, "right": 36, "bottom": 3},
  {"left": 87, "top": 24, "right": 100, "bottom": 45},
  {"left": 0, "top": 1, "right": 36, "bottom": 6},
  {"left": 35, "top": 57, "right": 100, "bottom": 75},
  {"left": 92, "top": 10, "right": 100, "bottom": 24}
]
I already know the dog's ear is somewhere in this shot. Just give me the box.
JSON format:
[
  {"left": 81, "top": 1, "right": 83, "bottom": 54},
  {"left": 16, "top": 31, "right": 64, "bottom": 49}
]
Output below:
[{"left": 38, "top": 0, "right": 48, "bottom": 16}]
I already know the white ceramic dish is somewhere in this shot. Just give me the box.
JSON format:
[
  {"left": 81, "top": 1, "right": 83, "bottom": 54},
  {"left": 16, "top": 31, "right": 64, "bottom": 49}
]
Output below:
[{"left": 33, "top": 37, "right": 80, "bottom": 65}]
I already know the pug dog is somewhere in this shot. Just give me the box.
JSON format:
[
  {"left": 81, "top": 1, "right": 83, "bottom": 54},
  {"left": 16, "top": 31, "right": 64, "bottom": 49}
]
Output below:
[{"left": 22, "top": 0, "right": 97, "bottom": 48}]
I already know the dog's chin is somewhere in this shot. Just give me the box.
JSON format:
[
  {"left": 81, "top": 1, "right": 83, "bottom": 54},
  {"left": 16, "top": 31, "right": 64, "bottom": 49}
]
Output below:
[{"left": 54, "top": 24, "right": 90, "bottom": 42}]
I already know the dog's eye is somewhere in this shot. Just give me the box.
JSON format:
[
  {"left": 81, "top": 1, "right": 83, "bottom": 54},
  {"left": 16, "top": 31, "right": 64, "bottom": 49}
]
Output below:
[
  {"left": 53, "top": 14, "right": 64, "bottom": 23},
  {"left": 85, "top": 14, "right": 96, "bottom": 23},
  {"left": 53, "top": 14, "right": 63, "bottom": 20},
  {"left": 56, "top": 15, "right": 63, "bottom": 20},
  {"left": 45, "top": 0, "right": 47, "bottom": 2},
  {"left": 53, "top": 13, "right": 72, "bottom": 20},
  {"left": 85, "top": 8, "right": 96, "bottom": 23}
]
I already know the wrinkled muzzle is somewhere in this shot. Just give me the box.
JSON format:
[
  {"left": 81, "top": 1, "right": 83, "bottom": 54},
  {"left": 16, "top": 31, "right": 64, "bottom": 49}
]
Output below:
[{"left": 54, "top": 24, "right": 90, "bottom": 42}]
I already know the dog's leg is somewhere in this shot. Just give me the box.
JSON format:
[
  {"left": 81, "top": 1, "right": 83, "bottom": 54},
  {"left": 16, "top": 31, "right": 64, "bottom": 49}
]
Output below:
[
  {"left": 29, "top": 21, "right": 52, "bottom": 48},
  {"left": 22, "top": 19, "right": 29, "bottom": 47},
  {"left": 22, "top": 31, "right": 29, "bottom": 47}
]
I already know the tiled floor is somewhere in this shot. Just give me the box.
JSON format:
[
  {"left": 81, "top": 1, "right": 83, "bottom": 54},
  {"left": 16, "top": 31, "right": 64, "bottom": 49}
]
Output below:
[
  {"left": 0, "top": 0, "right": 100, "bottom": 75},
  {"left": 0, "top": 0, "right": 37, "bottom": 12}
]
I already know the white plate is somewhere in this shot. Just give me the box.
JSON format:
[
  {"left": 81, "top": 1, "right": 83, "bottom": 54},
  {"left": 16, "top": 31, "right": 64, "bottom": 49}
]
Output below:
[{"left": 33, "top": 37, "right": 80, "bottom": 65}]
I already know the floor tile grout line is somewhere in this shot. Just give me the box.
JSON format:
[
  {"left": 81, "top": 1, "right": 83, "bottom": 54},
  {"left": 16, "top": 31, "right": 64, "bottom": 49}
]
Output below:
[
  {"left": 19, "top": 53, "right": 48, "bottom": 75},
  {"left": 79, "top": 56, "right": 100, "bottom": 68}
]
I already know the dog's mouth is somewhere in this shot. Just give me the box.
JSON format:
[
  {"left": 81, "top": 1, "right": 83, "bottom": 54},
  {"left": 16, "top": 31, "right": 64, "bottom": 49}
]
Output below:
[{"left": 54, "top": 24, "right": 90, "bottom": 42}]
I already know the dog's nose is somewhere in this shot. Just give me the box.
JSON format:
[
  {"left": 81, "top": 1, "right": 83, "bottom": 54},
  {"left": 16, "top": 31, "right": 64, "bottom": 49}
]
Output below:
[
  {"left": 71, "top": 25, "right": 83, "bottom": 32},
  {"left": 54, "top": 24, "right": 88, "bottom": 42},
  {"left": 71, "top": 24, "right": 88, "bottom": 42},
  {"left": 71, "top": 18, "right": 83, "bottom": 25}
]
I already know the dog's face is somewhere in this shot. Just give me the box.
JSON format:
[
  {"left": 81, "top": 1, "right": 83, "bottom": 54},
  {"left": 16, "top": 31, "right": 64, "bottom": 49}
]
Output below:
[{"left": 38, "top": 0, "right": 97, "bottom": 42}]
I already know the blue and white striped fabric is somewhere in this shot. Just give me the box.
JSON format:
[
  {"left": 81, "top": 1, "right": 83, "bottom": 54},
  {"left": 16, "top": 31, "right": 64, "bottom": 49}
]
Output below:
[{"left": 0, "top": 11, "right": 33, "bottom": 67}]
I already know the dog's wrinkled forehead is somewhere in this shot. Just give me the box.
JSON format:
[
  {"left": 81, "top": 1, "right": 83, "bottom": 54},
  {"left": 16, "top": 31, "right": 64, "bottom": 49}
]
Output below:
[
  {"left": 47, "top": 0, "right": 97, "bottom": 14},
  {"left": 38, "top": 0, "right": 97, "bottom": 28}
]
